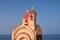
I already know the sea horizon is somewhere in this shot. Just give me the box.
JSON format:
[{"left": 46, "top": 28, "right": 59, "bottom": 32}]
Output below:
[{"left": 0, "top": 34, "right": 60, "bottom": 40}]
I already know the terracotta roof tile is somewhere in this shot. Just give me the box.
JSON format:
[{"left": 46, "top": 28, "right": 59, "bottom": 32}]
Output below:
[
  {"left": 23, "top": 9, "right": 37, "bottom": 19},
  {"left": 23, "top": 13, "right": 28, "bottom": 19},
  {"left": 28, "top": 10, "right": 37, "bottom": 15}
]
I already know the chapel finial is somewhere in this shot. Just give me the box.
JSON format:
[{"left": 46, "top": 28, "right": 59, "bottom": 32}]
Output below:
[
  {"left": 32, "top": 6, "right": 34, "bottom": 10},
  {"left": 27, "top": 9, "right": 29, "bottom": 12}
]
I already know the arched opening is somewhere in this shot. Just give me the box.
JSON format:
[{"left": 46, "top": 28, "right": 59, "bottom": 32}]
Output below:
[
  {"left": 25, "top": 20, "right": 28, "bottom": 22},
  {"left": 24, "top": 20, "right": 28, "bottom": 26},
  {"left": 30, "top": 15, "right": 33, "bottom": 20}
]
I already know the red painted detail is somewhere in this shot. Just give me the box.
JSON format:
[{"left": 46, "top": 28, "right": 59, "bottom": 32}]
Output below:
[
  {"left": 28, "top": 10, "right": 37, "bottom": 15},
  {"left": 23, "top": 10, "right": 36, "bottom": 19},
  {"left": 25, "top": 24, "right": 28, "bottom": 26},
  {"left": 23, "top": 13, "right": 28, "bottom": 19}
]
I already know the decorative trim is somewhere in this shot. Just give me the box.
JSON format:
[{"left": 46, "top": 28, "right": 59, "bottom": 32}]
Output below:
[{"left": 15, "top": 32, "right": 32, "bottom": 40}]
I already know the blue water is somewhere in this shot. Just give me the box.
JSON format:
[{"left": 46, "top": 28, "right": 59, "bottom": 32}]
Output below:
[
  {"left": 0, "top": 34, "right": 60, "bottom": 40},
  {"left": 43, "top": 35, "right": 60, "bottom": 40}
]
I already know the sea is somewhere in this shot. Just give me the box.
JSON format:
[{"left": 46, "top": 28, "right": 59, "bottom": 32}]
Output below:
[{"left": 0, "top": 34, "right": 60, "bottom": 40}]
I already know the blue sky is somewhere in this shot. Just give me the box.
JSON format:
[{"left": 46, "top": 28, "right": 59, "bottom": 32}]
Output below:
[{"left": 0, "top": 0, "right": 60, "bottom": 34}]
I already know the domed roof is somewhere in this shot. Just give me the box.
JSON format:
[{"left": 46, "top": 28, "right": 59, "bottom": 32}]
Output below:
[
  {"left": 23, "top": 13, "right": 28, "bottom": 19},
  {"left": 23, "top": 10, "right": 37, "bottom": 19},
  {"left": 28, "top": 10, "right": 37, "bottom": 15}
]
